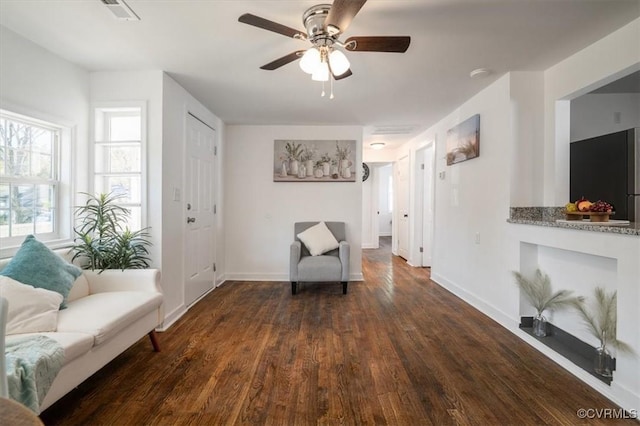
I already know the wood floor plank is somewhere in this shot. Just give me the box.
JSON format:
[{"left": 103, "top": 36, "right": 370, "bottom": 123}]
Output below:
[{"left": 39, "top": 237, "right": 636, "bottom": 425}]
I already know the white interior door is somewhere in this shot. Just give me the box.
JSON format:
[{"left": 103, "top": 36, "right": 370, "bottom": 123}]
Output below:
[
  {"left": 184, "top": 114, "right": 216, "bottom": 306},
  {"left": 397, "top": 155, "right": 410, "bottom": 260},
  {"left": 422, "top": 143, "right": 435, "bottom": 266}
]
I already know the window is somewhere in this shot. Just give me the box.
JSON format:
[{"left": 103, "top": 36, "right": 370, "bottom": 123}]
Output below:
[
  {"left": 0, "top": 111, "right": 61, "bottom": 243},
  {"left": 93, "top": 105, "right": 145, "bottom": 230}
]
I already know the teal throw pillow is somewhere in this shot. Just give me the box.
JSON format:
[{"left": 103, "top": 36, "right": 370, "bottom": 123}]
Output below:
[{"left": 0, "top": 235, "right": 82, "bottom": 309}]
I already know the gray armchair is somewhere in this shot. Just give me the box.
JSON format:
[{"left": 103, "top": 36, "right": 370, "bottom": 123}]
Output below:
[{"left": 290, "top": 222, "right": 350, "bottom": 295}]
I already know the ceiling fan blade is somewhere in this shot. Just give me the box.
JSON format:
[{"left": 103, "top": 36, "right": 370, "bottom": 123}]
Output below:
[
  {"left": 239, "top": 13, "right": 306, "bottom": 39},
  {"left": 344, "top": 36, "right": 410, "bottom": 53},
  {"left": 333, "top": 68, "right": 353, "bottom": 81},
  {"left": 260, "top": 50, "right": 306, "bottom": 70},
  {"left": 325, "top": 0, "right": 367, "bottom": 35}
]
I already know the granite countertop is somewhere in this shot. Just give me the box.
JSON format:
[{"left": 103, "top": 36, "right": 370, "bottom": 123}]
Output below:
[{"left": 507, "top": 207, "right": 640, "bottom": 236}]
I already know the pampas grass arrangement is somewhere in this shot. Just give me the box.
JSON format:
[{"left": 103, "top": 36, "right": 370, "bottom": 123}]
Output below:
[
  {"left": 572, "top": 287, "right": 633, "bottom": 353},
  {"left": 513, "top": 269, "right": 583, "bottom": 337},
  {"left": 573, "top": 287, "right": 633, "bottom": 377}
]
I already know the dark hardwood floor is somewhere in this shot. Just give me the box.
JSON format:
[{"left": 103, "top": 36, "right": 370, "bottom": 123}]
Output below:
[{"left": 41, "top": 238, "right": 632, "bottom": 425}]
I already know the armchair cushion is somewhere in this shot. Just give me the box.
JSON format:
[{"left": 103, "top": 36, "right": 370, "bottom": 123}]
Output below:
[{"left": 296, "top": 221, "right": 339, "bottom": 256}]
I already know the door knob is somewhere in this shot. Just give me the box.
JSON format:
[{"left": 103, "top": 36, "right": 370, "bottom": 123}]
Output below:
[{"left": 187, "top": 217, "right": 196, "bottom": 224}]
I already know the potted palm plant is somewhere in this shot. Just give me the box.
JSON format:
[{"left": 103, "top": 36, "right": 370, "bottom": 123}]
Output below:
[
  {"left": 71, "top": 192, "right": 152, "bottom": 271},
  {"left": 513, "top": 269, "right": 582, "bottom": 337},
  {"left": 572, "top": 287, "right": 633, "bottom": 377}
]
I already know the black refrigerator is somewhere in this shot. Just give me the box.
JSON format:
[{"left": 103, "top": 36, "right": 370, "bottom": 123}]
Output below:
[{"left": 570, "top": 128, "right": 640, "bottom": 222}]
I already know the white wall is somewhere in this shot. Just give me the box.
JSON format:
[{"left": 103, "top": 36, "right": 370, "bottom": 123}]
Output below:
[
  {"left": 0, "top": 26, "right": 90, "bottom": 249},
  {"left": 570, "top": 93, "right": 640, "bottom": 142},
  {"left": 393, "top": 17, "right": 640, "bottom": 412},
  {"left": 377, "top": 165, "right": 393, "bottom": 236},
  {"left": 509, "top": 72, "right": 545, "bottom": 206},
  {"left": 424, "top": 75, "right": 514, "bottom": 324},
  {"left": 90, "top": 70, "right": 164, "bottom": 269},
  {"left": 161, "top": 74, "right": 224, "bottom": 326},
  {"left": 361, "top": 165, "right": 375, "bottom": 248},
  {"left": 544, "top": 18, "right": 640, "bottom": 205},
  {"left": 225, "top": 125, "right": 363, "bottom": 282},
  {"left": 90, "top": 71, "right": 224, "bottom": 328}
]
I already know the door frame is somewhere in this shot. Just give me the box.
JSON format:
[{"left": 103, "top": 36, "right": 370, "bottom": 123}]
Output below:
[{"left": 412, "top": 141, "right": 436, "bottom": 267}]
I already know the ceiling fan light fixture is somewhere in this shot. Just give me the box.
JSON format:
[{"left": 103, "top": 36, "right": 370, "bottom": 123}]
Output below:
[
  {"left": 329, "top": 49, "right": 350, "bottom": 76},
  {"left": 299, "top": 47, "right": 321, "bottom": 74},
  {"left": 312, "top": 61, "right": 330, "bottom": 82},
  {"left": 370, "top": 142, "right": 386, "bottom": 150}
]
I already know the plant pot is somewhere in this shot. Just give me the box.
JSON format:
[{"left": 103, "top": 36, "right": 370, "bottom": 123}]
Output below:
[
  {"left": 340, "top": 159, "right": 351, "bottom": 178},
  {"left": 322, "top": 162, "right": 330, "bottom": 176},
  {"left": 289, "top": 160, "right": 299, "bottom": 176},
  {"left": 533, "top": 313, "right": 547, "bottom": 337},
  {"left": 594, "top": 346, "right": 613, "bottom": 377},
  {"left": 305, "top": 160, "right": 314, "bottom": 177}
]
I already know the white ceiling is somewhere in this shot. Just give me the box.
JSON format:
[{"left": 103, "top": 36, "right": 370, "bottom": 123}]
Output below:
[{"left": 1, "top": 0, "right": 639, "bottom": 149}]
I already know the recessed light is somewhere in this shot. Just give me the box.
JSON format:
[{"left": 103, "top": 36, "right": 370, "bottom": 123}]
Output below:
[
  {"left": 370, "top": 142, "right": 385, "bottom": 150},
  {"left": 470, "top": 68, "right": 491, "bottom": 78}
]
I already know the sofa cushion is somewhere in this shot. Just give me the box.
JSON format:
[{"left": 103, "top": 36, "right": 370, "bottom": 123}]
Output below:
[
  {"left": 296, "top": 221, "right": 340, "bottom": 256},
  {"left": 7, "top": 332, "right": 95, "bottom": 365},
  {"left": 0, "top": 276, "right": 63, "bottom": 335},
  {"left": 0, "top": 235, "right": 82, "bottom": 308},
  {"left": 56, "top": 291, "right": 163, "bottom": 345},
  {"left": 67, "top": 274, "right": 90, "bottom": 303}
]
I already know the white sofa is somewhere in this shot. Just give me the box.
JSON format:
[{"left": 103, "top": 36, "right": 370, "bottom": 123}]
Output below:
[{"left": 0, "top": 250, "right": 163, "bottom": 412}]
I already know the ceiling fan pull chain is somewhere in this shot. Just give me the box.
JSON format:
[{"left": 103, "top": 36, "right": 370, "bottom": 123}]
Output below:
[
  {"left": 330, "top": 75, "right": 335, "bottom": 99},
  {"left": 321, "top": 80, "right": 326, "bottom": 97}
]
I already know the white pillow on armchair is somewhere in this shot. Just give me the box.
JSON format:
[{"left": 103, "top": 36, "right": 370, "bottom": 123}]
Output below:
[{"left": 297, "top": 221, "right": 340, "bottom": 256}]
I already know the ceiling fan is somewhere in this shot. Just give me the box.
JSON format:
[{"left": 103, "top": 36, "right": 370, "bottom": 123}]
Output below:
[{"left": 238, "top": 0, "right": 410, "bottom": 91}]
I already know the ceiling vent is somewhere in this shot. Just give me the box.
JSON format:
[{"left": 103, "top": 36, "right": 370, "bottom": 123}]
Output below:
[
  {"left": 371, "top": 125, "right": 416, "bottom": 136},
  {"left": 100, "top": 0, "right": 140, "bottom": 21}
]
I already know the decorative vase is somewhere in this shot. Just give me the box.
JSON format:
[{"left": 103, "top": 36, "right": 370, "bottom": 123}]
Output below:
[
  {"left": 305, "top": 160, "right": 314, "bottom": 177},
  {"left": 533, "top": 313, "right": 547, "bottom": 337},
  {"left": 290, "top": 159, "right": 299, "bottom": 176},
  {"left": 594, "top": 345, "right": 613, "bottom": 377},
  {"left": 297, "top": 165, "right": 306, "bottom": 179},
  {"left": 330, "top": 165, "right": 339, "bottom": 176},
  {"left": 314, "top": 168, "right": 324, "bottom": 178},
  {"left": 340, "top": 159, "right": 351, "bottom": 177},
  {"left": 322, "top": 162, "right": 330, "bottom": 176},
  {"left": 280, "top": 161, "right": 288, "bottom": 177}
]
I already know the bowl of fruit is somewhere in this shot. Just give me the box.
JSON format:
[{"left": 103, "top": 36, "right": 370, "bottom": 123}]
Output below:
[{"left": 564, "top": 199, "right": 614, "bottom": 222}]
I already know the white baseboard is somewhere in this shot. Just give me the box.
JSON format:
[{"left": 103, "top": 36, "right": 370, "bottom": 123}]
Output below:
[
  {"left": 430, "top": 272, "right": 640, "bottom": 414},
  {"left": 225, "top": 272, "right": 364, "bottom": 282},
  {"left": 430, "top": 272, "right": 517, "bottom": 331}
]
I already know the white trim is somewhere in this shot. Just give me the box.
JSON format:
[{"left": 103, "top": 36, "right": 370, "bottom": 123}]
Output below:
[
  {"left": 90, "top": 101, "right": 147, "bottom": 229},
  {"left": 0, "top": 104, "right": 76, "bottom": 256},
  {"left": 224, "top": 272, "right": 365, "bottom": 282}
]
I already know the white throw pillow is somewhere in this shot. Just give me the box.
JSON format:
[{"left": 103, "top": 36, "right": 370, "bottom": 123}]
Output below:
[
  {"left": 297, "top": 222, "right": 340, "bottom": 256},
  {"left": 0, "top": 276, "right": 63, "bottom": 335}
]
